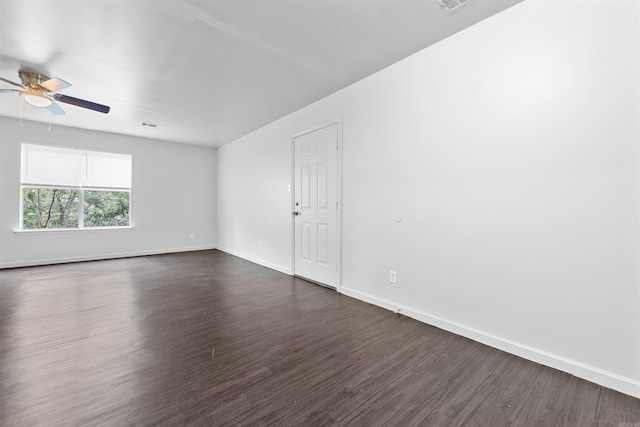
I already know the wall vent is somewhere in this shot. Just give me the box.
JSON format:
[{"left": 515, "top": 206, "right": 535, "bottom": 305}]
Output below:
[{"left": 437, "top": 0, "right": 471, "bottom": 12}]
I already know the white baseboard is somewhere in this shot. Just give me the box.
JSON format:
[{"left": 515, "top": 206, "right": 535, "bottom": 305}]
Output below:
[
  {"left": 216, "top": 246, "right": 292, "bottom": 275},
  {"left": 339, "top": 286, "right": 640, "bottom": 399},
  {"left": 0, "top": 245, "right": 218, "bottom": 269}
]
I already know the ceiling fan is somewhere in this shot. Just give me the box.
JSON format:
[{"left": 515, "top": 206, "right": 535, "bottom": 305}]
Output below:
[{"left": 0, "top": 70, "right": 110, "bottom": 114}]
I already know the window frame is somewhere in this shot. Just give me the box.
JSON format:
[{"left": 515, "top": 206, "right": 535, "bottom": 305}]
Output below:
[
  {"left": 20, "top": 186, "right": 133, "bottom": 231},
  {"left": 18, "top": 143, "right": 133, "bottom": 233}
]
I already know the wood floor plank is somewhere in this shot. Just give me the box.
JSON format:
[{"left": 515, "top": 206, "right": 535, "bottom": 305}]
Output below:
[
  {"left": 509, "top": 366, "right": 573, "bottom": 426},
  {"left": 596, "top": 386, "right": 640, "bottom": 426},
  {"left": 0, "top": 249, "right": 638, "bottom": 426},
  {"left": 393, "top": 344, "right": 510, "bottom": 426},
  {"left": 553, "top": 376, "right": 600, "bottom": 426}
]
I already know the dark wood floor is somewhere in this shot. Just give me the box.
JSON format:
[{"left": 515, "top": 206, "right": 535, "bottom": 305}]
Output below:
[{"left": 0, "top": 250, "right": 638, "bottom": 426}]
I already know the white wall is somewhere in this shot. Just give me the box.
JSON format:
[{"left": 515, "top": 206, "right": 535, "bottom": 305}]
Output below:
[
  {"left": 216, "top": 126, "right": 293, "bottom": 273},
  {"left": 0, "top": 117, "right": 217, "bottom": 268},
  {"left": 217, "top": 0, "right": 640, "bottom": 397}
]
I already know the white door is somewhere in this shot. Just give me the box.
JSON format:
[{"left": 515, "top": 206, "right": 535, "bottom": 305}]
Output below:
[{"left": 294, "top": 123, "right": 338, "bottom": 288}]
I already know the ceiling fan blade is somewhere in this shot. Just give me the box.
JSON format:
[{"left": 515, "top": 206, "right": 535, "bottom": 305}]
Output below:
[
  {"left": 49, "top": 100, "right": 66, "bottom": 115},
  {"left": 0, "top": 88, "right": 22, "bottom": 93},
  {"left": 0, "top": 76, "right": 25, "bottom": 88},
  {"left": 53, "top": 94, "right": 110, "bottom": 114},
  {"left": 40, "top": 77, "right": 71, "bottom": 92}
]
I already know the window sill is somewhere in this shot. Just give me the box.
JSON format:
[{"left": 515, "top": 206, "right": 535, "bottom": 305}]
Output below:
[{"left": 14, "top": 226, "right": 134, "bottom": 235}]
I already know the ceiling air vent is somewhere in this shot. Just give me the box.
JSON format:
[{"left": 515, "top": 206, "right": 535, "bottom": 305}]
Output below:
[
  {"left": 141, "top": 122, "right": 163, "bottom": 129},
  {"left": 437, "top": 0, "right": 471, "bottom": 12}
]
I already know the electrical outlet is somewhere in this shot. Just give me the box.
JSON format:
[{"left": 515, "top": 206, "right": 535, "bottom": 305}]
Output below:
[
  {"left": 259, "top": 241, "right": 264, "bottom": 250},
  {"left": 189, "top": 233, "right": 195, "bottom": 239},
  {"left": 389, "top": 270, "right": 397, "bottom": 284}
]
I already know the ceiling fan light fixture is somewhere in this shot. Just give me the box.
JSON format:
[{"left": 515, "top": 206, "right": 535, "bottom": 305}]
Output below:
[{"left": 21, "top": 88, "right": 52, "bottom": 108}]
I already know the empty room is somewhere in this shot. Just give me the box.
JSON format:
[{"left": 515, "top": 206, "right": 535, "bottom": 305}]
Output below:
[{"left": 1, "top": 0, "right": 639, "bottom": 425}]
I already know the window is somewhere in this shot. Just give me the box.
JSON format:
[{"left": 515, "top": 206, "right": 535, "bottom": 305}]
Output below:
[{"left": 20, "top": 143, "right": 132, "bottom": 230}]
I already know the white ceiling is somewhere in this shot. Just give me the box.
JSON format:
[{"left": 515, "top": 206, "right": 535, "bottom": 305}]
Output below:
[{"left": 0, "top": 0, "right": 524, "bottom": 148}]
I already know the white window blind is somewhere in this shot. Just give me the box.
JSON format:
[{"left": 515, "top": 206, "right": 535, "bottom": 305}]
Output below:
[
  {"left": 21, "top": 143, "right": 132, "bottom": 189},
  {"left": 86, "top": 151, "right": 131, "bottom": 189}
]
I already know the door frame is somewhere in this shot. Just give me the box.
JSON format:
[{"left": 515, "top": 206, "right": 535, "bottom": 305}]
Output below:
[{"left": 291, "top": 119, "right": 343, "bottom": 292}]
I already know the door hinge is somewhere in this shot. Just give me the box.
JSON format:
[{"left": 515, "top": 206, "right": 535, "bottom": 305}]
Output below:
[{"left": 336, "top": 201, "right": 338, "bottom": 211}]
